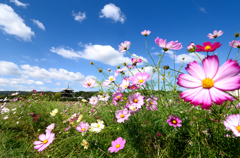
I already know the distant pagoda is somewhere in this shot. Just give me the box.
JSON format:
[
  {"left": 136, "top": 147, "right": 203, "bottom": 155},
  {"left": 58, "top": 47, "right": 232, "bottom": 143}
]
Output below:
[{"left": 61, "top": 83, "right": 75, "bottom": 98}]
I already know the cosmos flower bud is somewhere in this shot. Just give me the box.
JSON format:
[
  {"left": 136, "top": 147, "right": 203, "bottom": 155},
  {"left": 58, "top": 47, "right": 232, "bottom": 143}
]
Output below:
[
  {"left": 123, "top": 62, "right": 127, "bottom": 66},
  {"left": 235, "top": 33, "right": 239, "bottom": 38},
  {"left": 90, "top": 62, "right": 94, "bottom": 65},
  {"left": 187, "top": 42, "right": 196, "bottom": 53},
  {"left": 141, "top": 67, "right": 144, "bottom": 69},
  {"left": 98, "top": 69, "right": 102, "bottom": 73},
  {"left": 117, "top": 66, "right": 120, "bottom": 69},
  {"left": 182, "top": 58, "right": 185, "bottom": 60},
  {"left": 163, "top": 65, "right": 169, "bottom": 70}
]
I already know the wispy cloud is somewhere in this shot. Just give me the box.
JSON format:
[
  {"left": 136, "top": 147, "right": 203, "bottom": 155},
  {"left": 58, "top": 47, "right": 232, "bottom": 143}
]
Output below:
[
  {"left": 199, "top": 7, "right": 206, "bottom": 13},
  {"left": 72, "top": 11, "right": 86, "bottom": 22},
  {"left": 99, "top": 3, "right": 126, "bottom": 24},
  {"left": 9, "top": 0, "right": 29, "bottom": 8},
  {"left": 0, "top": 4, "right": 34, "bottom": 41},
  {"left": 32, "top": 19, "right": 45, "bottom": 31}
]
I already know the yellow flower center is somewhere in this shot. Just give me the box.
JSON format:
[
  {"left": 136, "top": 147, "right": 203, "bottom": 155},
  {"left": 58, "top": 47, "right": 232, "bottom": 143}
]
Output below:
[
  {"left": 81, "top": 128, "right": 85, "bottom": 131},
  {"left": 121, "top": 114, "right": 125, "bottom": 118},
  {"left": 110, "top": 78, "right": 113, "bottom": 81},
  {"left": 135, "top": 60, "right": 138, "bottom": 62},
  {"left": 132, "top": 107, "right": 136, "bottom": 110},
  {"left": 172, "top": 120, "right": 177, "bottom": 124},
  {"left": 236, "top": 125, "right": 240, "bottom": 132},
  {"left": 72, "top": 123, "right": 74, "bottom": 126},
  {"left": 139, "top": 79, "right": 144, "bottom": 83},
  {"left": 117, "top": 96, "right": 120, "bottom": 99},
  {"left": 202, "top": 78, "right": 214, "bottom": 89},
  {"left": 97, "top": 125, "right": 100, "bottom": 128},
  {"left": 43, "top": 140, "right": 48, "bottom": 144},
  {"left": 150, "top": 102, "right": 153, "bottom": 105},
  {"left": 93, "top": 99, "right": 95, "bottom": 102},
  {"left": 124, "top": 85, "right": 127, "bottom": 88},
  {"left": 87, "top": 83, "right": 91, "bottom": 86},
  {"left": 205, "top": 45, "right": 211, "bottom": 51},
  {"left": 134, "top": 99, "right": 138, "bottom": 103},
  {"left": 102, "top": 96, "right": 105, "bottom": 98},
  {"left": 116, "top": 144, "right": 120, "bottom": 148},
  {"left": 53, "top": 112, "right": 56, "bottom": 115}
]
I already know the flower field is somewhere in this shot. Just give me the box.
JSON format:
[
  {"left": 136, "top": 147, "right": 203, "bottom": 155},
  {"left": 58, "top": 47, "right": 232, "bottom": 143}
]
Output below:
[{"left": 1, "top": 30, "right": 240, "bottom": 157}]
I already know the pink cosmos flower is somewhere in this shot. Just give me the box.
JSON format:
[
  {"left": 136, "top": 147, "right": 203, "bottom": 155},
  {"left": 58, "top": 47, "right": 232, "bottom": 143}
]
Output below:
[
  {"left": 167, "top": 115, "right": 182, "bottom": 128},
  {"left": 115, "top": 67, "right": 127, "bottom": 74},
  {"left": 229, "top": 40, "right": 240, "bottom": 48},
  {"left": 196, "top": 42, "right": 221, "bottom": 52},
  {"left": 131, "top": 58, "right": 142, "bottom": 64},
  {"left": 187, "top": 42, "right": 196, "bottom": 53},
  {"left": 127, "top": 84, "right": 140, "bottom": 90},
  {"left": 141, "top": 30, "right": 151, "bottom": 36},
  {"left": 131, "top": 72, "right": 150, "bottom": 86},
  {"left": 146, "top": 96, "right": 158, "bottom": 112},
  {"left": 118, "top": 79, "right": 130, "bottom": 91},
  {"left": 127, "top": 65, "right": 135, "bottom": 69},
  {"left": 108, "top": 137, "right": 126, "bottom": 153},
  {"left": 33, "top": 90, "right": 37, "bottom": 93},
  {"left": 64, "top": 126, "right": 71, "bottom": 131},
  {"left": 127, "top": 104, "right": 139, "bottom": 113},
  {"left": 118, "top": 41, "right": 131, "bottom": 53},
  {"left": 76, "top": 122, "right": 89, "bottom": 132},
  {"left": 128, "top": 92, "right": 145, "bottom": 109},
  {"left": 177, "top": 55, "right": 240, "bottom": 109},
  {"left": 155, "top": 37, "right": 182, "bottom": 51},
  {"left": 115, "top": 109, "right": 131, "bottom": 123},
  {"left": 236, "top": 103, "right": 240, "bottom": 108},
  {"left": 102, "top": 75, "right": 116, "bottom": 86},
  {"left": 11, "top": 92, "right": 19, "bottom": 96},
  {"left": 207, "top": 30, "right": 223, "bottom": 39},
  {"left": 89, "top": 96, "right": 98, "bottom": 106},
  {"left": 223, "top": 114, "right": 240, "bottom": 137},
  {"left": 46, "top": 123, "right": 55, "bottom": 133},
  {"left": 34, "top": 131, "right": 55, "bottom": 152},
  {"left": 83, "top": 78, "right": 96, "bottom": 88}
]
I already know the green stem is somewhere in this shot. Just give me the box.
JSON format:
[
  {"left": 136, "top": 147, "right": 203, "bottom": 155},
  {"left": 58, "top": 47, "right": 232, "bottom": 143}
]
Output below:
[
  {"left": 145, "top": 36, "right": 157, "bottom": 67},
  {"left": 234, "top": 48, "right": 240, "bottom": 61},
  {"left": 194, "top": 52, "right": 203, "bottom": 62},
  {"left": 226, "top": 37, "right": 237, "bottom": 61}
]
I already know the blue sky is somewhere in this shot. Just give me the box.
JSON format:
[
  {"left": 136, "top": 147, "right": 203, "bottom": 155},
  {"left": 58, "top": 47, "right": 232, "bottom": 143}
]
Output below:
[{"left": 0, "top": 0, "right": 239, "bottom": 92}]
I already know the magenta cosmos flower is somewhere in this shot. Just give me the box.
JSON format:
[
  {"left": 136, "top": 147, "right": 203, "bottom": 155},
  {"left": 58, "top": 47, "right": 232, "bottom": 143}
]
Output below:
[
  {"left": 196, "top": 42, "right": 221, "bottom": 52},
  {"left": 155, "top": 37, "right": 182, "bottom": 51},
  {"left": 223, "top": 114, "right": 240, "bottom": 137},
  {"left": 115, "top": 109, "right": 131, "bottom": 123},
  {"left": 118, "top": 41, "right": 131, "bottom": 53},
  {"left": 207, "top": 30, "right": 223, "bottom": 39},
  {"left": 229, "top": 40, "right": 240, "bottom": 48},
  {"left": 83, "top": 78, "right": 96, "bottom": 88},
  {"left": 167, "top": 115, "right": 182, "bottom": 128},
  {"left": 131, "top": 58, "right": 142, "bottom": 64},
  {"left": 141, "top": 30, "right": 151, "bottom": 36},
  {"left": 76, "top": 122, "right": 89, "bottom": 132},
  {"left": 108, "top": 137, "right": 126, "bottom": 153},
  {"left": 34, "top": 131, "right": 55, "bottom": 152},
  {"left": 128, "top": 92, "right": 145, "bottom": 109},
  {"left": 177, "top": 55, "right": 240, "bottom": 109},
  {"left": 131, "top": 72, "right": 150, "bottom": 86}
]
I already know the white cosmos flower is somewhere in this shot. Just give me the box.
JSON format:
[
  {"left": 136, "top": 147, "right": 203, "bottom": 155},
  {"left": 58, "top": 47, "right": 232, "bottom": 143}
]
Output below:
[
  {"left": 4, "top": 116, "right": 8, "bottom": 120},
  {"left": 90, "top": 120, "right": 104, "bottom": 133}
]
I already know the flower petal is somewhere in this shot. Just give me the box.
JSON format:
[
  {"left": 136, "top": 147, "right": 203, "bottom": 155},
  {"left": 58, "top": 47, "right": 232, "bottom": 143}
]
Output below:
[
  {"left": 39, "top": 134, "right": 46, "bottom": 141},
  {"left": 209, "top": 87, "right": 235, "bottom": 105},
  {"left": 38, "top": 144, "right": 47, "bottom": 152},
  {"left": 34, "top": 144, "right": 43, "bottom": 150},
  {"left": 202, "top": 55, "right": 219, "bottom": 79},
  {"left": 214, "top": 76, "right": 240, "bottom": 91},
  {"left": 177, "top": 74, "right": 202, "bottom": 88},
  {"left": 34, "top": 141, "right": 43, "bottom": 145}
]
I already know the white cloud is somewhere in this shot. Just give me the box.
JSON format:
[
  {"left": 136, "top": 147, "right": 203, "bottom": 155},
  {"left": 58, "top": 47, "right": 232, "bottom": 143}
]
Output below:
[
  {"left": 51, "top": 44, "right": 148, "bottom": 66},
  {"left": 72, "top": 11, "right": 86, "bottom": 22},
  {"left": 9, "top": 0, "right": 29, "bottom": 8},
  {"left": 165, "top": 50, "right": 206, "bottom": 64},
  {"left": 0, "top": 77, "right": 44, "bottom": 86},
  {"left": 55, "top": 82, "right": 61, "bottom": 86},
  {"left": 21, "top": 64, "right": 86, "bottom": 83},
  {"left": 199, "top": 7, "right": 206, "bottom": 13},
  {"left": 78, "top": 41, "right": 84, "bottom": 47},
  {"left": 0, "top": 4, "right": 34, "bottom": 41},
  {"left": 151, "top": 47, "right": 155, "bottom": 50},
  {"left": 32, "top": 19, "right": 45, "bottom": 31},
  {"left": 99, "top": 3, "right": 126, "bottom": 24},
  {"left": 22, "top": 55, "right": 29, "bottom": 58},
  {"left": 0, "top": 61, "right": 21, "bottom": 76}
]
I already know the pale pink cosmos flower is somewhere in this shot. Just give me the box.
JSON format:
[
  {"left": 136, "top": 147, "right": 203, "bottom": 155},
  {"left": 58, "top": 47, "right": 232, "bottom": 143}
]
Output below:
[
  {"left": 98, "top": 93, "right": 110, "bottom": 102},
  {"left": 229, "top": 40, "right": 240, "bottom": 48},
  {"left": 118, "top": 79, "right": 130, "bottom": 91},
  {"left": 141, "top": 30, "right": 151, "bottom": 36},
  {"left": 207, "top": 30, "right": 223, "bottom": 39},
  {"left": 11, "top": 92, "right": 19, "bottom": 96},
  {"left": 127, "top": 65, "right": 135, "bottom": 69},
  {"left": 177, "top": 55, "right": 240, "bottom": 109},
  {"left": 131, "top": 72, "right": 150, "bottom": 86},
  {"left": 34, "top": 131, "right": 55, "bottom": 152},
  {"left": 64, "top": 126, "right": 71, "bottom": 131},
  {"left": 155, "top": 37, "right": 181, "bottom": 51},
  {"left": 167, "top": 115, "right": 182, "bottom": 128},
  {"left": 116, "top": 67, "right": 127, "bottom": 74},
  {"left": 83, "top": 78, "right": 96, "bottom": 88},
  {"left": 46, "top": 123, "right": 55, "bottom": 133},
  {"left": 146, "top": 96, "right": 158, "bottom": 112},
  {"left": 223, "top": 114, "right": 240, "bottom": 137},
  {"left": 115, "top": 109, "right": 131, "bottom": 123},
  {"left": 127, "top": 104, "right": 139, "bottom": 113},
  {"left": 108, "top": 137, "right": 126, "bottom": 153},
  {"left": 118, "top": 41, "right": 131, "bottom": 53},
  {"left": 128, "top": 92, "right": 145, "bottom": 109},
  {"left": 76, "top": 122, "right": 89, "bottom": 132},
  {"left": 89, "top": 96, "right": 98, "bottom": 106},
  {"left": 102, "top": 75, "right": 116, "bottom": 86},
  {"left": 187, "top": 42, "right": 196, "bottom": 53}
]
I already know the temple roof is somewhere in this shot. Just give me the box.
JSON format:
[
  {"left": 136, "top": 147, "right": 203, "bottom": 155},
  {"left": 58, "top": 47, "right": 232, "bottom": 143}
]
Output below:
[{"left": 62, "top": 83, "right": 74, "bottom": 91}]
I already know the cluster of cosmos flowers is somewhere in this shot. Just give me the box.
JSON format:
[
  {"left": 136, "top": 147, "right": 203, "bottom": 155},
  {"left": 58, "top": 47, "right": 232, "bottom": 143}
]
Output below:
[{"left": 29, "top": 29, "right": 240, "bottom": 153}]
